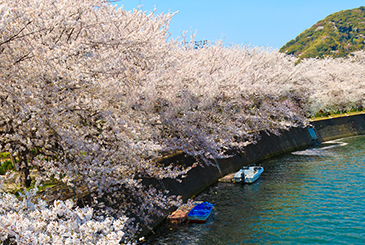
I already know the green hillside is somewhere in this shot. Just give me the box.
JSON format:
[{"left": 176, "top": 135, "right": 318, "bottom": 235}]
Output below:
[{"left": 280, "top": 6, "right": 365, "bottom": 59}]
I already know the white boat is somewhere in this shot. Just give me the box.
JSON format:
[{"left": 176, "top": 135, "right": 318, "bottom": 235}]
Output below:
[{"left": 233, "top": 165, "right": 264, "bottom": 183}]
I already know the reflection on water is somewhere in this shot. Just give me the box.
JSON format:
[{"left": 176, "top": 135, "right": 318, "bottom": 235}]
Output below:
[{"left": 146, "top": 136, "right": 365, "bottom": 245}]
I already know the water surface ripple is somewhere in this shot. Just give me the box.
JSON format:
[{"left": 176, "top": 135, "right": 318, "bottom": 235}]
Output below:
[{"left": 146, "top": 136, "right": 365, "bottom": 245}]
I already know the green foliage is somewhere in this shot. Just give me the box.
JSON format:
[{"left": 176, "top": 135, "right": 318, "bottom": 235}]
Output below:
[
  {"left": 0, "top": 160, "right": 14, "bottom": 175},
  {"left": 280, "top": 6, "right": 365, "bottom": 59},
  {"left": 0, "top": 152, "right": 10, "bottom": 159}
]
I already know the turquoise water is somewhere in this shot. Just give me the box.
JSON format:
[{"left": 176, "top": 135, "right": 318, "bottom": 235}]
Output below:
[{"left": 146, "top": 135, "right": 365, "bottom": 245}]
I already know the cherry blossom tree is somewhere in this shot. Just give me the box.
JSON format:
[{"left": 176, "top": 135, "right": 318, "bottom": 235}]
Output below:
[
  {"left": 294, "top": 55, "right": 365, "bottom": 116},
  {"left": 0, "top": 176, "right": 132, "bottom": 244},
  {"left": 135, "top": 43, "right": 309, "bottom": 161},
  {"left": 1, "top": 0, "right": 365, "bottom": 243},
  {"left": 0, "top": 0, "right": 182, "bottom": 242}
]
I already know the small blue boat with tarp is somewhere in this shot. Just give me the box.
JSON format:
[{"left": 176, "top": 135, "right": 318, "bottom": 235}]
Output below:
[{"left": 187, "top": 202, "right": 214, "bottom": 223}]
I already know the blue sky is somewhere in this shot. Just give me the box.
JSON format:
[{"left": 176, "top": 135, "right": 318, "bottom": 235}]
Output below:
[{"left": 116, "top": 0, "right": 365, "bottom": 49}]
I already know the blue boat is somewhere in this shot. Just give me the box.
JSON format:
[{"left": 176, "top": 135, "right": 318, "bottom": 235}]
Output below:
[{"left": 187, "top": 202, "right": 214, "bottom": 223}]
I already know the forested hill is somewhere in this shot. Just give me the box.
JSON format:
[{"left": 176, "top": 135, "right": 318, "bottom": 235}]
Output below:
[{"left": 280, "top": 6, "right": 365, "bottom": 59}]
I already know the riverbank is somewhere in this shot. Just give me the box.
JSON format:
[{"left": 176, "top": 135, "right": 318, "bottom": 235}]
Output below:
[
  {"left": 152, "top": 114, "right": 364, "bottom": 199},
  {"left": 143, "top": 114, "right": 365, "bottom": 236},
  {"left": 147, "top": 135, "right": 365, "bottom": 244}
]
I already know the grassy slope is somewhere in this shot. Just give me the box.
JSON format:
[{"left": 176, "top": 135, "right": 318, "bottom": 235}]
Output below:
[{"left": 280, "top": 6, "right": 365, "bottom": 59}]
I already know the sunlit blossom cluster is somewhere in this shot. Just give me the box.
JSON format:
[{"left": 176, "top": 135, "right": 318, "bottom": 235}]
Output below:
[
  {"left": 0, "top": 177, "right": 129, "bottom": 244},
  {"left": 1, "top": 0, "right": 365, "bottom": 243}
]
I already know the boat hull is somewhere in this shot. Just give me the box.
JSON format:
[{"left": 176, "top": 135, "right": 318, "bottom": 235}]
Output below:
[
  {"left": 187, "top": 202, "right": 213, "bottom": 223},
  {"left": 188, "top": 213, "right": 212, "bottom": 223},
  {"left": 244, "top": 168, "right": 264, "bottom": 183},
  {"left": 233, "top": 166, "right": 264, "bottom": 183}
]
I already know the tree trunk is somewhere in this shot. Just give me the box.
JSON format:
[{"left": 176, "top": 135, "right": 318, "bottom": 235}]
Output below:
[
  {"left": 19, "top": 152, "right": 32, "bottom": 188},
  {"left": 23, "top": 163, "right": 32, "bottom": 188},
  {"left": 9, "top": 153, "right": 19, "bottom": 171}
]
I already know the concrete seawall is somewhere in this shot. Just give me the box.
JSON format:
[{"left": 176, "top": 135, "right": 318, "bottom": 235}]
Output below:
[
  {"left": 152, "top": 126, "right": 314, "bottom": 200},
  {"left": 149, "top": 114, "right": 365, "bottom": 201},
  {"left": 311, "top": 114, "right": 365, "bottom": 142},
  {"left": 143, "top": 114, "right": 365, "bottom": 234}
]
